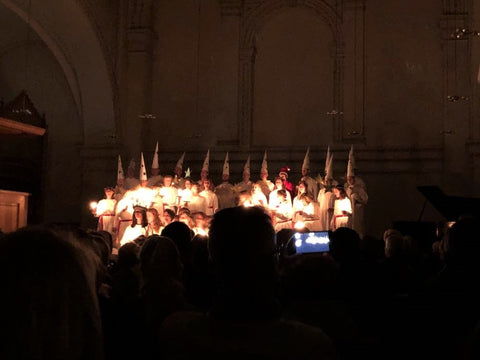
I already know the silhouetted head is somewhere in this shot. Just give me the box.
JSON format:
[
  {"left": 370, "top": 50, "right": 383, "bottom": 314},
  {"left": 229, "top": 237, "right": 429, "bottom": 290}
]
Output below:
[
  {"left": 0, "top": 226, "right": 104, "bottom": 360},
  {"left": 208, "top": 206, "right": 277, "bottom": 288},
  {"left": 161, "top": 221, "right": 193, "bottom": 265}
]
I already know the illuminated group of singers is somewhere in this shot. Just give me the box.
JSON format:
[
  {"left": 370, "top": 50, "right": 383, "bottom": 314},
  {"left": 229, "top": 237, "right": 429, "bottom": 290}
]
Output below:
[{"left": 91, "top": 144, "right": 369, "bottom": 248}]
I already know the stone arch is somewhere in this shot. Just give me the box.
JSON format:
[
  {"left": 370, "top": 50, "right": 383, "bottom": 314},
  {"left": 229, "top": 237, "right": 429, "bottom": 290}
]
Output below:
[
  {"left": 0, "top": 0, "right": 117, "bottom": 144},
  {"left": 238, "top": 0, "right": 344, "bottom": 147}
]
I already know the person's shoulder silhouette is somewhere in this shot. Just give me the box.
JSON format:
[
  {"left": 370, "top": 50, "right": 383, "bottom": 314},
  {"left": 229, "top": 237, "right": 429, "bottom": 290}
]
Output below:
[{"left": 158, "top": 206, "right": 336, "bottom": 360}]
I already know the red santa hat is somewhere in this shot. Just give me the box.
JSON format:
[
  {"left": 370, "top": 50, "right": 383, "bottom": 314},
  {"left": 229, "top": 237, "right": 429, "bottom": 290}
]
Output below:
[{"left": 279, "top": 166, "right": 291, "bottom": 178}]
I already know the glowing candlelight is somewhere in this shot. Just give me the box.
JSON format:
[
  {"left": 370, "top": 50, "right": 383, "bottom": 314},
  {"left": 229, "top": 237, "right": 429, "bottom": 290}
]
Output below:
[{"left": 89, "top": 201, "right": 98, "bottom": 211}]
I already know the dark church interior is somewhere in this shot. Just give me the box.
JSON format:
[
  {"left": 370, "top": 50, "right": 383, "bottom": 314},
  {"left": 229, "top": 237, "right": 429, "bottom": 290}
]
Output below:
[{"left": 1, "top": 1, "right": 480, "bottom": 359}]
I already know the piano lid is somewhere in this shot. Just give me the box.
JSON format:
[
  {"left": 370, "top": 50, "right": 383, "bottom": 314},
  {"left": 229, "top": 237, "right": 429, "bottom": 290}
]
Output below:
[{"left": 417, "top": 185, "right": 480, "bottom": 222}]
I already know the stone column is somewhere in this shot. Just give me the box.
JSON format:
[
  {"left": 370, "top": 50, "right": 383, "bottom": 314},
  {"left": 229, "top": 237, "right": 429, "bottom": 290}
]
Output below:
[{"left": 123, "top": 0, "right": 155, "bottom": 159}]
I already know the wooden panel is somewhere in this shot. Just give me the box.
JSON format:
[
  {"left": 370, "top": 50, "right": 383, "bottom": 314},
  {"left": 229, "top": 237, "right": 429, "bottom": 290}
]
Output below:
[
  {"left": 0, "top": 190, "right": 29, "bottom": 233},
  {"left": 0, "top": 202, "right": 19, "bottom": 233},
  {"left": 0, "top": 117, "right": 46, "bottom": 136}
]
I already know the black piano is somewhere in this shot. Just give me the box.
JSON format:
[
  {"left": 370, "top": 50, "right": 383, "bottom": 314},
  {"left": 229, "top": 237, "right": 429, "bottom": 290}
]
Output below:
[{"left": 393, "top": 185, "right": 480, "bottom": 251}]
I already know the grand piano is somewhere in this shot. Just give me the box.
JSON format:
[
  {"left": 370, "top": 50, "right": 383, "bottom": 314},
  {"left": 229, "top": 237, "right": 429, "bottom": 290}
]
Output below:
[{"left": 392, "top": 185, "right": 480, "bottom": 251}]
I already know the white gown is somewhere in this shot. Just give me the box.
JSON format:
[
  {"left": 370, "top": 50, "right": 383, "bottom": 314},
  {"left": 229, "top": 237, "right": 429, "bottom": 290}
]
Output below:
[
  {"left": 95, "top": 198, "right": 117, "bottom": 238},
  {"left": 317, "top": 189, "right": 335, "bottom": 231},
  {"left": 331, "top": 197, "right": 352, "bottom": 230},
  {"left": 120, "top": 224, "right": 147, "bottom": 246},
  {"left": 346, "top": 184, "right": 368, "bottom": 238},
  {"left": 200, "top": 189, "right": 219, "bottom": 216},
  {"left": 215, "top": 182, "right": 237, "bottom": 209}
]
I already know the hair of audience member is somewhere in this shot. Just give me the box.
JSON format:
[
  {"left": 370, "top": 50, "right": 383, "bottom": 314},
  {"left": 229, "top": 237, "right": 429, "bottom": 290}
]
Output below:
[
  {"left": 96, "top": 230, "right": 113, "bottom": 253},
  {"left": 279, "top": 252, "right": 339, "bottom": 302},
  {"left": 383, "top": 228, "right": 402, "bottom": 242},
  {"left": 329, "top": 227, "right": 362, "bottom": 265},
  {"left": 208, "top": 206, "right": 280, "bottom": 317},
  {"left": 139, "top": 235, "right": 184, "bottom": 283},
  {"left": 161, "top": 221, "right": 194, "bottom": 265},
  {"left": 138, "top": 235, "right": 189, "bottom": 325},
  {"left": 117, "top": 241, "right": 140, "bottom": 268},
  {"left": 360, "top": 234, "right": 385, "bottom": 262},
  {"left": 384, "top": 232, "right": 405, "bottom": 259},
  {"left": 47, "top": 223, "right": 105, "bottom": 290},
  {"left": 88, "top": 230, "right": 112, "bottom": 266},
  {"left": 133, "top": 234, "right": 147, "bottom": 248},
  {"left": 0, "top": 225, "right": 104, "bottom": 360},
  {"left": 189, "top": 233, "right": 214, "bottom": 309}
]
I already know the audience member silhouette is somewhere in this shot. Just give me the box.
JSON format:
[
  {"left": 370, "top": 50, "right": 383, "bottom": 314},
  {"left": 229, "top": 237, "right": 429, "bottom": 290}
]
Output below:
[
  {"left": 158, "top": 206, "right": 336, "bottom": 359},
  {"left": 189, "top": 233, "right": 215, "bottom": 311},
  {"left": 0, "top": 226, "right": 104, "bottom": 360},
  {"left": 161, "top": 221, "right": 195, "bottom": 300},
  {"left": 104, "top": 241, "right": 142, "bottom": 360},
  {"left": 139, "top": 235, "right": 193, "bottom": 358}
]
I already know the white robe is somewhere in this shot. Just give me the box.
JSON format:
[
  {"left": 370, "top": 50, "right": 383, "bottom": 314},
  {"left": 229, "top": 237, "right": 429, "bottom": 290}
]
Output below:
[
  {"left": 120, "top": 224, "right": 147, "bottom": 246},
  {"left": 331, "top": 197, "right": 352, "bottom": 230},
  {"left": 215, "top": 182, "right": 237, "bottom": 209},
  {"left": 188, "top": 195, "right": 207, "bottom": 214},
  {"left": 115, "top": 194, "right": 134, "bottom": 243},
  {"left": 272, "top": 200, "right": 293, "bottom": 232},
  {"left": 200, "top": 189, "right": 219, "bottom": 216},
  {"left": 268, "top": 189, "right": 292, "bottom": 209},
  {"left": 95, "top": 198, "right": 117, "bottom": 237},
  {"left": 235, "top": 180, "right": 253, "bottom": 195},
  {"left": 346, "top": 184, "right": 368, "bottom": 238},
  {"left": 317, "top": 189, "right": 335, "bottom": 231},
  {"left": 159, "top": 186, "right": 179, "bottom": 209},
  {"left": 302, "top": 175, "right": 319, "bottom": 201}
]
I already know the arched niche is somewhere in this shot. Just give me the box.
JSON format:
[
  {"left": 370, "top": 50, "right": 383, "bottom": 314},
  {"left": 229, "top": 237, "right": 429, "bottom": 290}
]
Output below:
[{"left": 237, "top": 0, "right": 365, "bottom": 147}]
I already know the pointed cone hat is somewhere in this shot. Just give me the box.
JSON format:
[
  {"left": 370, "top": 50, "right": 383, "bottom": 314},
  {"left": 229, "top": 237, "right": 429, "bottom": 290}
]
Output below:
[
  {"left": 243, "top": 155, "right": 251, "bottom": 175},
  {"left": 176, "top": 152, "right": 185, "bottom": 170},
  {"left": 326, "top": 153, "right": 334, "bottom": 180},
  {"left": 151, "top": 141, "right": 159, "bottom": 169},
  {"left": 140, "top": 152, "right": 148, "bottom": 181},
  {"left": 117, "top": 155, "right": 124, "bottom": 180},
  {"left": 347, "top": 157, "right": 355, "bottom": 177},
  {"left": 201, "top": 149, "right": 210, "bottom": 172},
  {"left": 348, "top": 144, "right": 356, "bottom": 171},
  {"left": 185, "top": 167, "right": 191, "bottom": 178},
  {"left": 324, "top": 146, "right": 331, "bottom": 176},
  {"left": 302, "top": 147, "right": 310, "bottom": 171},
  {"left": 223, "top": 152, "right": 230, "bottom": 176},
  {"left": 261, "top": 150, "right": 268, "bottom": 174}
]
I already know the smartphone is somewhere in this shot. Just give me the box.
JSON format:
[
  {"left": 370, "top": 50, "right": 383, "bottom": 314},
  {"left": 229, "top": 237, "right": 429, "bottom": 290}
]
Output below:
[{"left": 292, "top": 231, "right": 330, "bottom": 254}]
